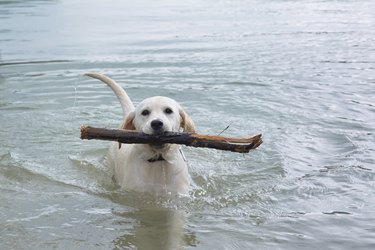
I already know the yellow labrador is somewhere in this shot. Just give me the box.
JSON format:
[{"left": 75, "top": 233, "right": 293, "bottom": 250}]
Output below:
[{"left": 84, "top": 73, "right": 195, "bottom": 195}]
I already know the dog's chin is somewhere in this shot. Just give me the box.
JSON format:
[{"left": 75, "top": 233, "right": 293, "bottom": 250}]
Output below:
[
  {"left": 143, "top": 128, "right": 175, "bottom": 150},
  {"left": 149, "top": 131, "right": 169, "bottom": 151}
]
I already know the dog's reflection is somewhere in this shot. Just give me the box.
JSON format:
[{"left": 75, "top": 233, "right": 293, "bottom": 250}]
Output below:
[{"left": 113, "top": 208, "right": 198, "bottom": 249}]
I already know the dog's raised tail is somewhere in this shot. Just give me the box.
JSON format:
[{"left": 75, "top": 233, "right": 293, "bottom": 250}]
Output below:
[{"left": 84, "top": 72, "right": 134, "bottom": 116}]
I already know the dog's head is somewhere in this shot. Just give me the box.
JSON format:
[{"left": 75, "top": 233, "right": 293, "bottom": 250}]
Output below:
[{"left": 123, "top": 96, "right": 195, "bottom": 135}]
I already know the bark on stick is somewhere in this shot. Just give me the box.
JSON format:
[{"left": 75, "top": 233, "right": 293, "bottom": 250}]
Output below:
[{"left": 80, "top": 126, "right": 262, "bottom": 153}]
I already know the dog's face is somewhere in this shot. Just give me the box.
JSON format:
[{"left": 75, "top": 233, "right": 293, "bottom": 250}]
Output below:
[{"left": 124, "top": 96, "right": 195, "bottom": 135}]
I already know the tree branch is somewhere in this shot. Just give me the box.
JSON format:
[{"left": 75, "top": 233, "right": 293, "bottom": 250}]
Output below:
[{"left": 80, "top": 126, "right": 262, "bottom": 153}]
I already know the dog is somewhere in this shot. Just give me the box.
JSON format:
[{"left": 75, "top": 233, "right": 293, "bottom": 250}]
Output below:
[{"left": 84, "top": 73, "right": 196, "bottom": 195}]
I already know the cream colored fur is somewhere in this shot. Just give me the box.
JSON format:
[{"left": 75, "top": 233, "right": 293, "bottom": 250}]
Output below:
[{"left": 84, "top": 73, "right": 195, "bottom": 195}]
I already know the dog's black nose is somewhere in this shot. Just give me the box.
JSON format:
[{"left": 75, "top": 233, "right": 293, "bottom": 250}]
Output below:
[{"left": 151, "top": 120, "right": 164, "bottom": 131}]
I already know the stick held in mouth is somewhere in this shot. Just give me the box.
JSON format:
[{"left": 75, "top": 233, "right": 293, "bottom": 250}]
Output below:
[{"left": 80, "top": 126, "right": 262, "bottom": 153}]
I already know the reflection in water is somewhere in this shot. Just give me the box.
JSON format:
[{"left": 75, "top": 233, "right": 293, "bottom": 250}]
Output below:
[
  {"left": 113, "top": 208, "right": 198, "bottom": 249},
  {"left": 97, "top": 160, "right": 199, "bottom": 249}
]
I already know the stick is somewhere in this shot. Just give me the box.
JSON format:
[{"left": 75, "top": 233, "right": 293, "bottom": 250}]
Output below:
[{"left": 80, "top": 126, "right": 262, "bottom": 153}]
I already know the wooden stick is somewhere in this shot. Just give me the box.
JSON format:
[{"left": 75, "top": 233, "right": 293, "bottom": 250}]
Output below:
[{"left": 80, "top": 126, "right": 262, "bottom": 153}]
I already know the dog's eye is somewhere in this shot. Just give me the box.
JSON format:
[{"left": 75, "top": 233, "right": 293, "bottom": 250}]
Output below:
[
  {"left": 141, "top": 109, "right": 150, "bottom": 116},
  {"left": 165, "top": 108, "right": 173, "bottom": 114}
]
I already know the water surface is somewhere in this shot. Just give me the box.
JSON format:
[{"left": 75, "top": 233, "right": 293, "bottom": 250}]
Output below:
[{"left": 1, "top": 0, "right": 374, "bottom": 249}]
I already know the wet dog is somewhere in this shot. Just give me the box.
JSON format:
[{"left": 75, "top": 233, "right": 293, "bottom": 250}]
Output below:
[{"left": 84, "top": 73, "right": 195, "bottom": 195}]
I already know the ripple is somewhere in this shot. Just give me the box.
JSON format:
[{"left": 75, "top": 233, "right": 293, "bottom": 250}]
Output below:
[
  {"left": 1, "top": 0, "right": 375, "bottom": 248},
  {"left": 0, "top": 59, "right": 72, "bottom": 66}
]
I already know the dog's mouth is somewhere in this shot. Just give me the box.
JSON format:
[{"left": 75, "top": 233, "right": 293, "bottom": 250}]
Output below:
[
  {"left": 149, "top": 142, "right": 167, "bottom": 150},
  {"left": 149, "top": 129, "right": 170, "bottom": 149},
  {"left": 142, "top": 127, "right": 167, "bottom": 136},
  {"left": 144, "top": 128, "right": 173, "bottom": 150},
  {"left": 150, "top": 130, "right": 165, "bottom": 135}
]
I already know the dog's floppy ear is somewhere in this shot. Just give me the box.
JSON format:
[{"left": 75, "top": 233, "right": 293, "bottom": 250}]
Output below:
[
  {"left": 179, "top": 109, "right": 196, "bottom": 133},
  {"left": 122, "top": 111, "right": 136, "bottom": 130}
]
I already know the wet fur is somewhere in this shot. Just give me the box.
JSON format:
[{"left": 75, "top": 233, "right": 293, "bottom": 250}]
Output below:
[{"left": 84, "top": 73, "right": 195, "bottom": 195}]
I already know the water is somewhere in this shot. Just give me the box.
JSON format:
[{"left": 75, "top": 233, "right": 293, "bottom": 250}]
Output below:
[{"left": 1, "top": 0, "right": 374, "bottom": 249}]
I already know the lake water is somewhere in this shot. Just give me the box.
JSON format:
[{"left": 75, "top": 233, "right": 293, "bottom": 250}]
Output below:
[{"left": 1, "top": 0, "right": 374, "bottom": 249}]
